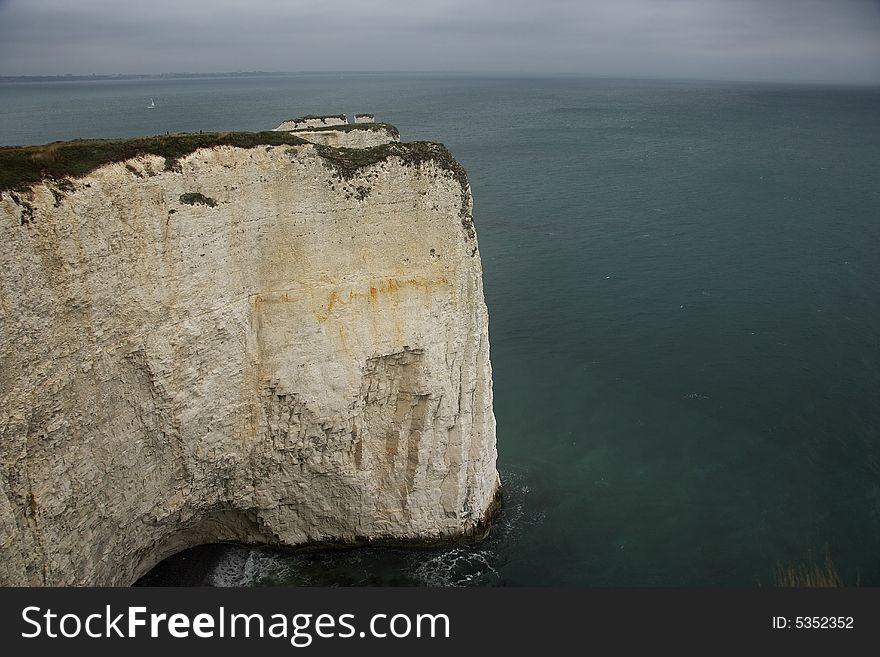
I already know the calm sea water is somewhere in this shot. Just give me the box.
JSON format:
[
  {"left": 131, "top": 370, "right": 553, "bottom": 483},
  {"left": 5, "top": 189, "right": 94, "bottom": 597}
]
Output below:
[{"left": 3, "top": 74, "right": 879, "bottom": 586}]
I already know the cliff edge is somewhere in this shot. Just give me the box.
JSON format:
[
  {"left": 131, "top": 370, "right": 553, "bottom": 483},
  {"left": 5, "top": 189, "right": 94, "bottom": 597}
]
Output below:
[{"left": 0, "top": 123, "right": 499, "bottom": 585}]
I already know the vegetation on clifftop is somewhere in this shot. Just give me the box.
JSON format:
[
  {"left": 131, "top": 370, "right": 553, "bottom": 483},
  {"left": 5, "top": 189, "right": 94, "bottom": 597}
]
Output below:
[
  {"left": 0, "top": 131, "right": 308, "bottom": 191},
  {"left": 313, "top": 141, "right": 474, "bottom": 239},
  {"left": 0, "top": 130, "right": 475, "bottom": 242},
  {"left": 314, "top": 141, "right": 466, "bottom": 190}
]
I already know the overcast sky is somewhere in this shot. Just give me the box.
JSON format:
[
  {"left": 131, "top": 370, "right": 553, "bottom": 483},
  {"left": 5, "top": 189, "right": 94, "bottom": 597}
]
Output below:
[{"left": 1, "top": 0, "right": 878, "bottom": 83}]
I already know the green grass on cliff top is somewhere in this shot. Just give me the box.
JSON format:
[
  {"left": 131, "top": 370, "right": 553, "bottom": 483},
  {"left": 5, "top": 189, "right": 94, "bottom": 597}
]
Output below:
[
  {"left": 0, "top": 130, "right": 474, "bottom": 240},
  {"left": 0, "top": 131, "right": 311, "bottom": 191},
  {"left": 0, "top": 130, "right": 467, "bottom": 202}
]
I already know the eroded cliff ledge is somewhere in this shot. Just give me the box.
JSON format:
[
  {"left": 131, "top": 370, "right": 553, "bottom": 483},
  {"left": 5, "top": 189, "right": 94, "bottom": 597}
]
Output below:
[{"left": 0, "top": 123, "right": 499, "bottom": 585}]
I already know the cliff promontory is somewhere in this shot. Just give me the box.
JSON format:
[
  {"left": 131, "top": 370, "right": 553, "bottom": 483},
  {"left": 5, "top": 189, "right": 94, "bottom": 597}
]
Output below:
[{"left": 0, "top": 122, "right": 499, "bottom": 585}]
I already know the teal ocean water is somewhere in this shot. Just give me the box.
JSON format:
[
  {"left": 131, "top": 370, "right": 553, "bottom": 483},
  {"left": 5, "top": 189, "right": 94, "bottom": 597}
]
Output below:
[{"left": 3, "top": 74, "right": 879, "bottom": 586}]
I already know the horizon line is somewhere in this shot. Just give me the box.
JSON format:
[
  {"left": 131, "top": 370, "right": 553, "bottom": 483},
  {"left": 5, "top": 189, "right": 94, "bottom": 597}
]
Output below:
[{"left": 1, "top": 70, "right": 878, "bottom": 88}]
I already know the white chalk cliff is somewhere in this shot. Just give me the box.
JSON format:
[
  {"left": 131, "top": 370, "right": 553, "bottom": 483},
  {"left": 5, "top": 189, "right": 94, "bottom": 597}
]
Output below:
[
  {"left": 0, "top": 123, "right": 499, "bottom": 585},
  {"left": 273, "top": 114, "right": 399, "bottom": 148}
]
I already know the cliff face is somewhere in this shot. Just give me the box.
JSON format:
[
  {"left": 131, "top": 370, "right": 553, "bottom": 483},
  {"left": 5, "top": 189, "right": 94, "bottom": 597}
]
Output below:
[
  {"left": 282, "top": 125, "right": 399, "bottom": 148},
  {"left": 0, "top": 132, "right": 499, "bottom": 585},
  {"left": 275, "top": 114, "right": 348, "bottom": 131},
  {"left": 272, "top": 118, "right": 400, "bottom": 149}
]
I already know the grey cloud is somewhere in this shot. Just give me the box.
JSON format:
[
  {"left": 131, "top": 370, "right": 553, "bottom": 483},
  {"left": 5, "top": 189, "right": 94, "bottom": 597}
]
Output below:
[{"left": 0, "top": 0, "right": 877, "bottom": 83}]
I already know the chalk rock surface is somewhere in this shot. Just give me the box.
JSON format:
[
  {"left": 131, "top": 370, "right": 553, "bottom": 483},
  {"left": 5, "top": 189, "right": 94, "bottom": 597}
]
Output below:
[
  {"left": 285, "top": 125, "right": 399, "bottom": 148},
  {"left": 0, "top": 128, "right": 499, "bottom": 585}
]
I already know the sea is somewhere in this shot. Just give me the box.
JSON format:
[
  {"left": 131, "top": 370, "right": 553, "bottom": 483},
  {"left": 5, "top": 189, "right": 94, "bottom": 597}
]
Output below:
[{"left": 2, "top": 73, "right": 879, "bottom": 586}]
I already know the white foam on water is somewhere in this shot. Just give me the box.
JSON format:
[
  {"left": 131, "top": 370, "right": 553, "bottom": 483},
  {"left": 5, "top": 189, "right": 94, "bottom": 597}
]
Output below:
[
  {"left": 205, "top": 545, "right": 253, "bottom": 587},
  {"left": 202, "top": 467, "right": 539, "bottom": 587},
  {"left": 413, "top": 548, "right": 499, "bottom": 587},
  {"left": 407, "top": 467, "right": 542, "bottom": 587},
  {"left": 205, "top": 546, "right": 301, "bottom": 586}
]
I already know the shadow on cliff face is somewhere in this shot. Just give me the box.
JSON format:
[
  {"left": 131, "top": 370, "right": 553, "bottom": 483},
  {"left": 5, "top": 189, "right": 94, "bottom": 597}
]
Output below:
[
  {"left": 135, "top": 468, "right": 537, "bottom": 587},
  {"left": 134, "top": 544, "right": 233, "bottom": 586}
]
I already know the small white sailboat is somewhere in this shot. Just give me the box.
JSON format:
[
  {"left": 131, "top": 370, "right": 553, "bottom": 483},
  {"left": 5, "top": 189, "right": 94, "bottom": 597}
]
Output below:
[{"left": 148, "top": 98, "right": 156, "bottom": 109}]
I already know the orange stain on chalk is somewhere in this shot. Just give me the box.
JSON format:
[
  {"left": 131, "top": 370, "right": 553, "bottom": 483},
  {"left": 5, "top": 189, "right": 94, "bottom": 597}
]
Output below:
[{"left": 314, "top": 276, "right": 448, "bottom": 321}]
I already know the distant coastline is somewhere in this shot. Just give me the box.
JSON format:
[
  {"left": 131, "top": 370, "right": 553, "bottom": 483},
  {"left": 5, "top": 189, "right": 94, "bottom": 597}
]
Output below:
[
  {"left": 2, "top": 71, "right": 877, "bottom": 87},
  {"left": 0, "top": 72, "right": 322, "bottom": 83}
]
